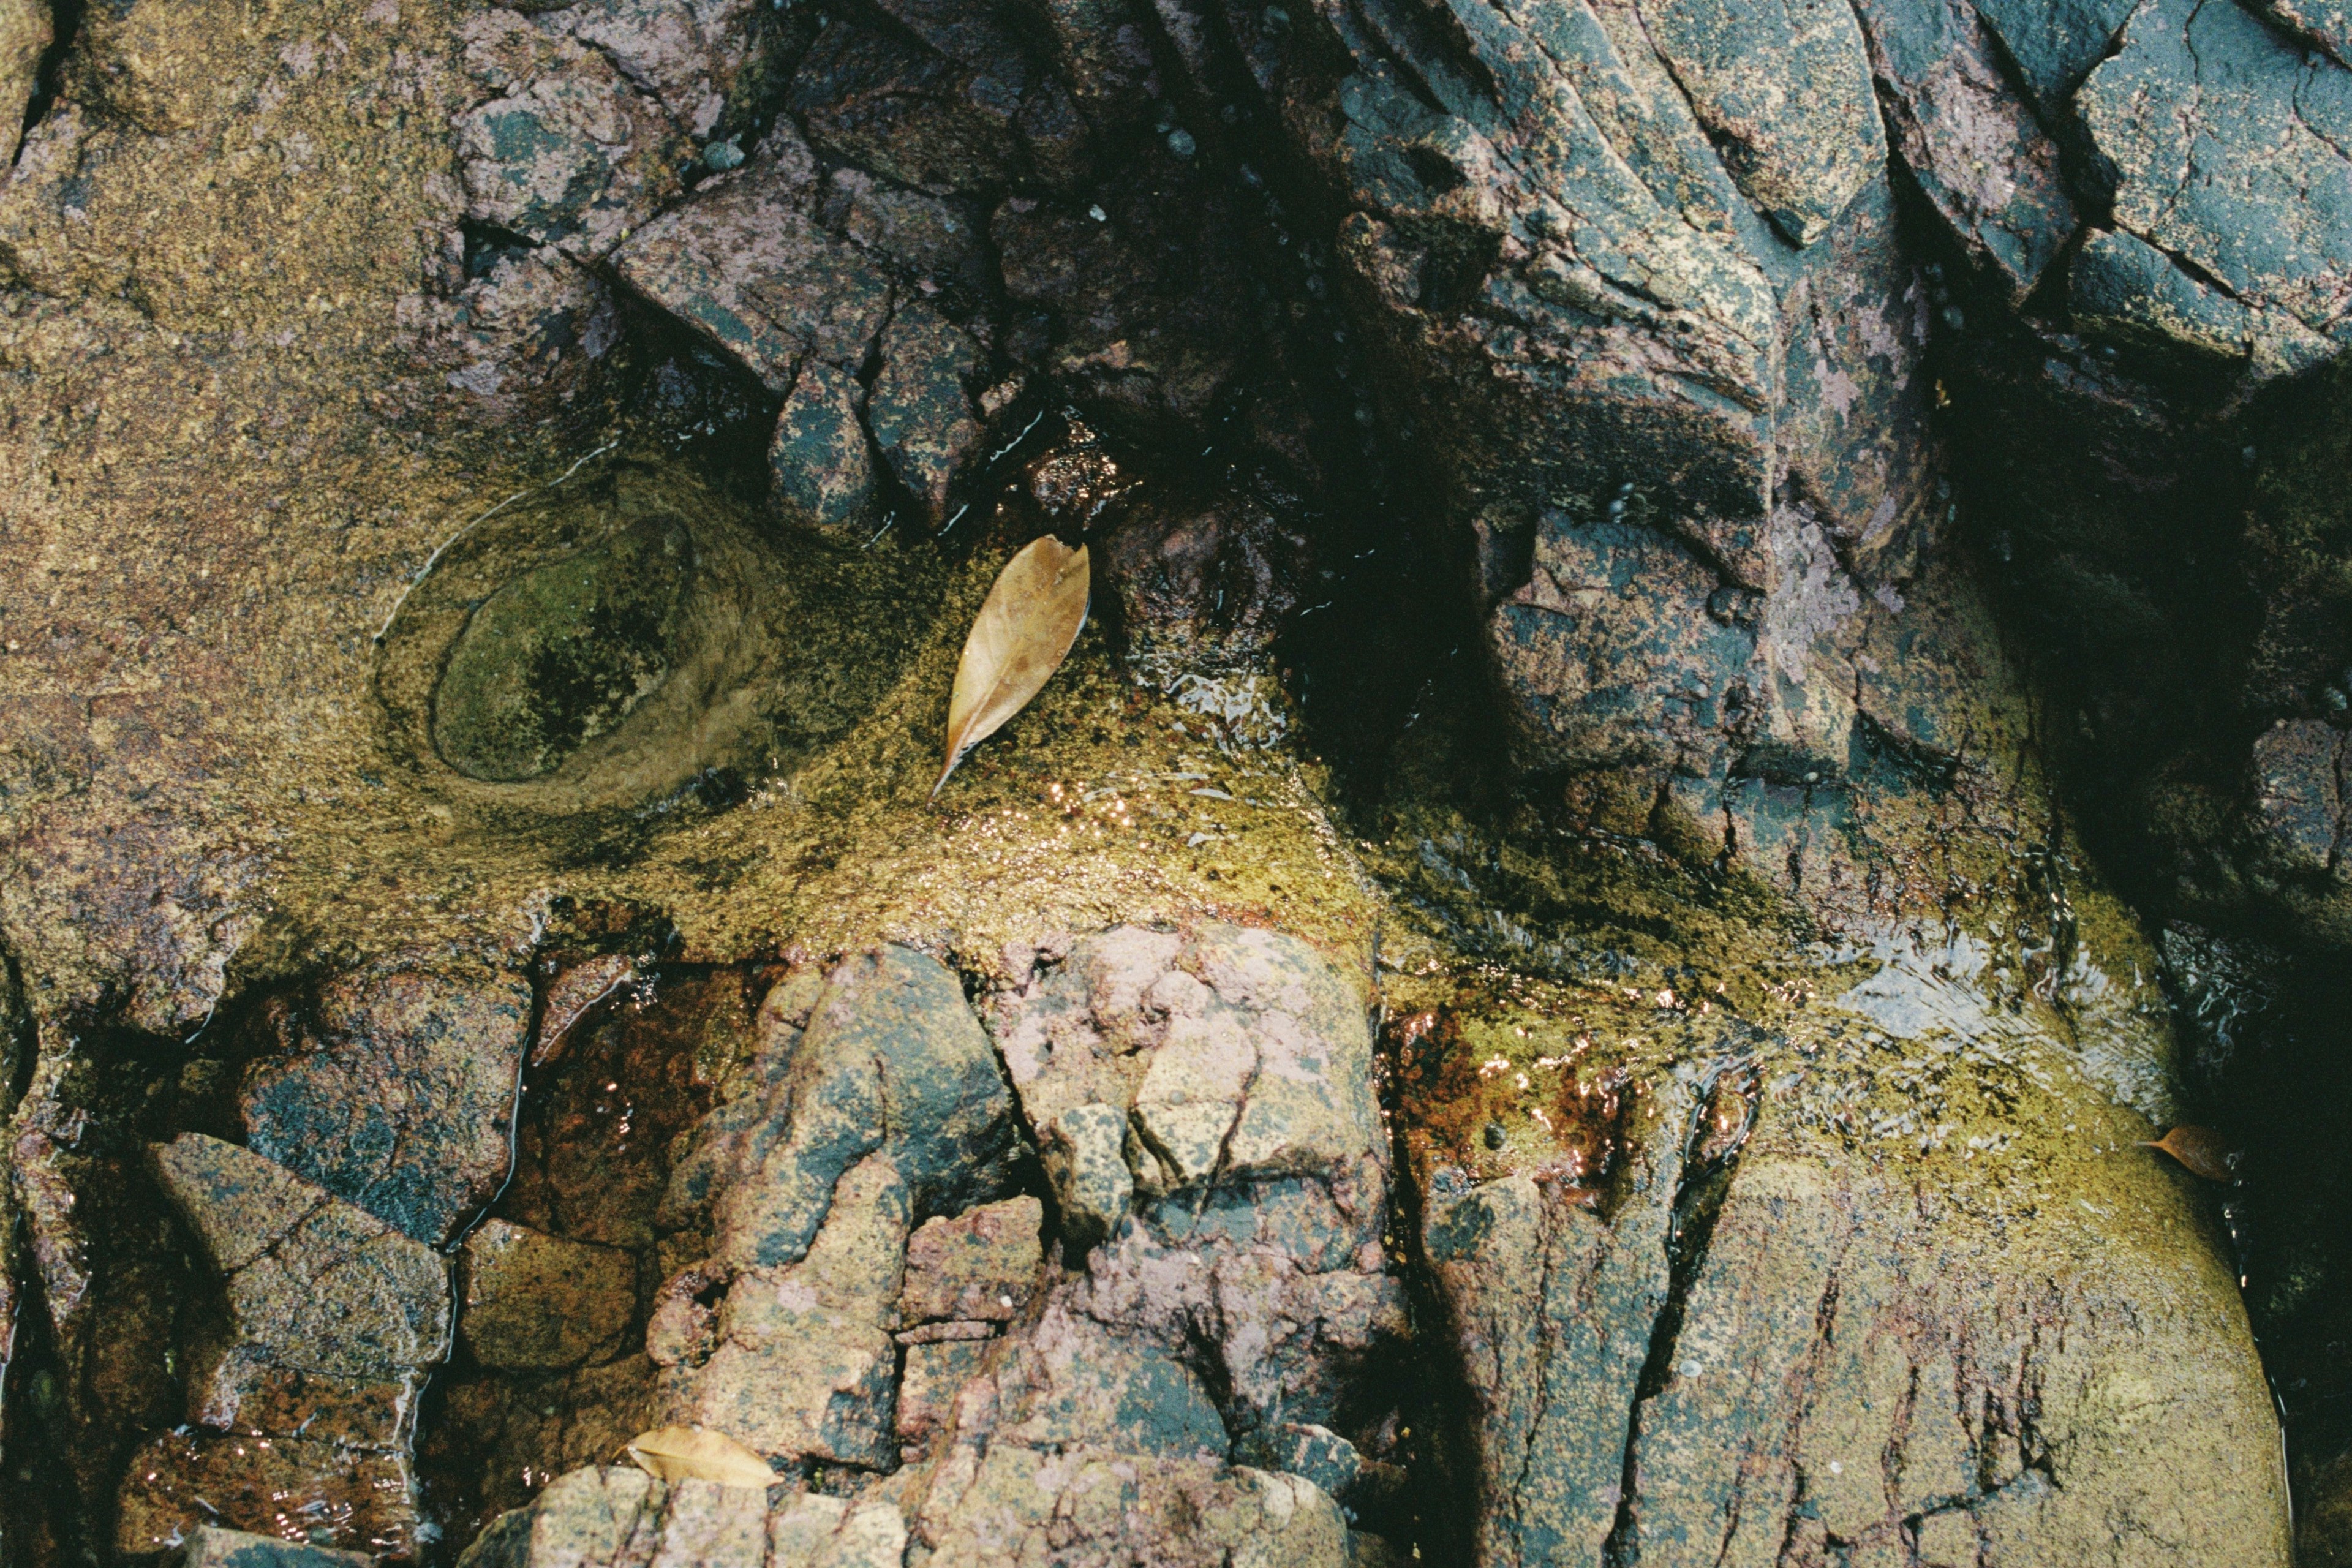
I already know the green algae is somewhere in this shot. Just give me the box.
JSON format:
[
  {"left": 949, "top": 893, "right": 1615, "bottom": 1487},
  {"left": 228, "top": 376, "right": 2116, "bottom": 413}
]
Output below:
[{"left": 432, "top": 514, "right": 690, "bottom": 783}]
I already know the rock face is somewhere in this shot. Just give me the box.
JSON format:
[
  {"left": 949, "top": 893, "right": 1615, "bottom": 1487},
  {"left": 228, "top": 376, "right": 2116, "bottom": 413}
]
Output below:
[
  {"left": 0, "top": 0, "right": 2336, "bottom": 1563},
  {"left": 1265, "top": 0, "right": 1933, "bottom": 804},
  {"left": 1427, "top": 1076, "right": 2286, "bottom": 1565},
  {"left": 467, "top": 925, "right": 1393, "bottom": 1564}
]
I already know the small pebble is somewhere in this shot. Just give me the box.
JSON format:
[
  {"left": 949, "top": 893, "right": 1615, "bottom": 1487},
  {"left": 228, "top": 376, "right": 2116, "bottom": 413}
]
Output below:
[
  {"left": 1088, "top": 203, "right": 1109, "bottom": 222},
  {"left": 1167, "top": 129, "right": 1196, "bottom": 157},
  {"left": 702, "top": 138, "right": 744, "bottom": 172},
  {"left": 1606, "top": 498, "right": 1627, "bottom": 519},
  {"left": 1616, "top": 480, "right": 1635, "bottom": 496},
  {"left": 1483, "top": 1122, "right": 1507, "bottom": 1150}
]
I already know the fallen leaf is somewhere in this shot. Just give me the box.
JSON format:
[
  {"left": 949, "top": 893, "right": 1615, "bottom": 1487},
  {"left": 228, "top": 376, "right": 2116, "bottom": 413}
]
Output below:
[
  {"left": 934, "top": 535, "right": 1090, "bottom": 796},
  {"left": 622, "top": 1425, "right": 777, "bottom": 1488},
  {"left": 2143, "top": 1125, "right": 2236, "bottom": 1182}
]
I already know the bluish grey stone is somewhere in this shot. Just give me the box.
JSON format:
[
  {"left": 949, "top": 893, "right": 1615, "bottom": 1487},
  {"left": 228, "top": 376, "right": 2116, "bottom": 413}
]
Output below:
[{"left": 769, "top": 360, "right": 876, "bottom": 533}]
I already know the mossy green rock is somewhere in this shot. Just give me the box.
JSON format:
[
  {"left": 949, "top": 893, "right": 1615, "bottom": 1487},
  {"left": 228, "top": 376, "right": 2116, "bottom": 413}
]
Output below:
[{"left": 431, "top": 514, "right": 688, "bottom": 782}]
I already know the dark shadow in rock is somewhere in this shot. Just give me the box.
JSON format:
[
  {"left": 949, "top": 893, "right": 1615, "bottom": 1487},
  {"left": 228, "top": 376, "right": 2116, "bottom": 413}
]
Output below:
[
  {"left": 2160, "top": 922, "right": 2352, "bottom": 1557},
  {"left": 2, "top": 1022, "right": 255, "bottom": 1563},
  {"left": 413, "top": 961, "right": 749, "bottom": 1561}
]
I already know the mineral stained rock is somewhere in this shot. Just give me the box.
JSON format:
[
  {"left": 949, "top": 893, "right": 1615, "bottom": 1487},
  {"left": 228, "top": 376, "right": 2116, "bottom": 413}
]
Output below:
[
  {"left": 0, "top": 0, "right": 2332, "bottom": 1563},
  {"left": 240, "top": 965, "right": 536, "bottom": 1244}
]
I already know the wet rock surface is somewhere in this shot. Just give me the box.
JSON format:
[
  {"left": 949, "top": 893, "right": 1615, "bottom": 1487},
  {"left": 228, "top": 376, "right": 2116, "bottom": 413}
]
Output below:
[
  {"left": 239, "top": 966, "right": 536, "bottom": 1245},
  {"left": 2, "top": 0, "right": 2347, "bottom": 1563}
]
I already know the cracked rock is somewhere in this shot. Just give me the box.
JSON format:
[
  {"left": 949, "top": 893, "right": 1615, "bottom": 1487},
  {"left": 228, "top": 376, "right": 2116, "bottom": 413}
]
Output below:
[
  {"left": 1850, "top": 0, "right": 2078, "bottom": 300},
  {"left": 151, "top": 1133, "right": 453, "bottom": 1379},
  {"left": 2079, "top": 0, "right": 2352, "bottom": 362},
  {"left": 238, "top": 965, "right": 534, "bottom": 1246},
  {"left": 655, "top": 1152, "right": 907, "bottom": 1467},
  {"left": 126, "top": 1134, "right": 451, "bottom": 1553},
  {"left": 454, "top": 11, "right": 693, "bottom": 262},
  {"left": 900, "top": 1195, "right": 1045, "bottom": 1325}
]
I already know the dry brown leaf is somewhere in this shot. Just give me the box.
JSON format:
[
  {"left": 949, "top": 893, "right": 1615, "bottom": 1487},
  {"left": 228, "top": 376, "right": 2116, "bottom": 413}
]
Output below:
[
  {"left": 2143, "top": 1125, "right": 2236, "bottom": 1182},
  {"left": 622, "top": 1425, "right": 777, "bottom": 1488},
  {"left": 933, "top": 535, "right": 1090, "bottom": 797}
]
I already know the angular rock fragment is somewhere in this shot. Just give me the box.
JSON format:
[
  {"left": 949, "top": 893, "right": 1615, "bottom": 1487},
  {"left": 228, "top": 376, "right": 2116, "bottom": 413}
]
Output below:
[
  {"left": 865, "top": 302, "right": 982, "bottom": 526},
  {"left": 1850, "top": 0, "right": 2077, "bottom": 299},
  {"left": 768, "top": 1493, "right": 908, "bottom": 1568},
  {"left": 1036, "top": 1101, "right": 1133, "bottom": 1251},
  {"left": 896, "top": 1336, "right": 990, "bottom": 1450},
  {"left": 462, "top": 1218, "right": 638, "bottom": 1371},
  {"left": 984, "top": 924, "right": 1406, "bottom": 1455},
  {"left": 1291, "top": 0, "right": 1928, "bottom": 788},
  {"left": 1422, "top": 1077, "right": 1696, "bottom": 1563},
  {"left": 552, "top": 0, "right": 766, "bottom": 139},
  {"left": 456, "top": 1466, "right": 662, "bottom": 1568},
  {"left": 820, "top": 169, "right": 995, "bottom": 304},
  {"left": 397, "top": 243, "right": 624, "bottom": 424},
  {"left": 699, "top": 946, "right": 1019, "bottom": 1271},
  {"left": 612, "top": 143, "right": 884, "bottom": 395},
  {"left": 768, "top": 361, "right": 878, "bottom": 535},
  {"left": 900, "top": 1195, "right": 1044, "bottom": 1324},
  {"left": 150, "top": 1133, "right": 453, "bottom": 1379},
  {"left": 1970, "top": 0, "right": 2140, "bottom": 120},
  {"left": 454, "top": 12, "right": 693, "bottom": 262},
  {"left": 239, "top": 965, "right": 535, "bottom": 1245},
  {"left": 123, "top": 1137, "right": 445, "bottom": 1555},
  {"left": 656, "top": 1153, "right": 908, "bottom": 1467},
  {"left": 1629, "top": 0, "right": 1885, "bottom": 246},
  {"left": 788, "top": 2, "right": 1081, "bottom": 192}
]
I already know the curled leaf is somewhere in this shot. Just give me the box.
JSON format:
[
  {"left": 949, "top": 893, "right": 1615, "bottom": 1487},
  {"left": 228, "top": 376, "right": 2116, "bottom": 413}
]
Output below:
[
  {"left": 622, "top": 1425, "right": 777, "bottom": 1488},
  {"left": 2143, "top": 1125, "right": 2236, "bottom": 1182},
  {"left": 933, "top": 535, "right": 1090, "bottom": 797}
]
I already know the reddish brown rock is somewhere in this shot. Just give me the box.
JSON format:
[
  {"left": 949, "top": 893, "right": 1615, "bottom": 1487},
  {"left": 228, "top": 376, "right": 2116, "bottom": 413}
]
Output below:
[
  {"left": 900, "top": 1196, "right": 1044, "bottom": 1325},
  {"left": 462, "top": 1218, "right": 638, "bottom": 1371}
]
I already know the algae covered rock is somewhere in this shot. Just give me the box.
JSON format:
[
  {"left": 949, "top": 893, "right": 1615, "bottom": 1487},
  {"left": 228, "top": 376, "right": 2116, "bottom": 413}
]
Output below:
[
  {"left": 432, "top": 515, "right": 692, "bottom": 785},
  {"left": 0, "top": 0, "right": 2334, "bottom": 1562}
]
